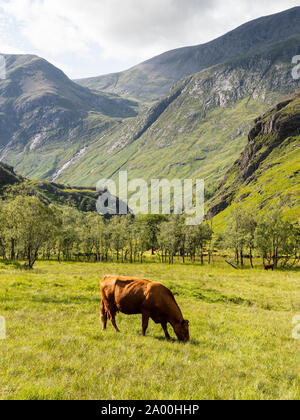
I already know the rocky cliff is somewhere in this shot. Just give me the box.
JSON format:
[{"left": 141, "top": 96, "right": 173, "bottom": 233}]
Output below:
[{"left": 208, "top": 90, "right": 300, "bottom": 222}]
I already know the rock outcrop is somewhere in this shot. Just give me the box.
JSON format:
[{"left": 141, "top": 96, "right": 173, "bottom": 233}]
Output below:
[{"left": 208, "top": 90, "right": 300, "bottom": 219}]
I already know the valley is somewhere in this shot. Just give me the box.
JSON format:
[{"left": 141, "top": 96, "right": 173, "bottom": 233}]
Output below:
[{"left": 0, "top": 7, "right": 299, "bottom": 223}]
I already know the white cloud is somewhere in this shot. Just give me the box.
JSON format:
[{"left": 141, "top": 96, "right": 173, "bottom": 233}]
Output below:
[
  {"left": 1, "top": 0, "right": 215, "bottom": 61},
  {"left": 0, "top": 0, "right": 299, "bottom": 77},
  {"left": 0, "top": 43, "right": 25, "bottom": 54}
]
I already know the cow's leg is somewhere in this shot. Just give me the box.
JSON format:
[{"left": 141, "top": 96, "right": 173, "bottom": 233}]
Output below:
[
  {"left": 161, "top": 322, "right": 171, "bottom": 340},
  {"left": 110, "top": 313, "right": 120, "bottom": 333},
  {"left": 142, "top": 313, "right": 150, "bottom": 336},
  {"left": 100, "top": 300, "right": 107, "bottom": 331}
]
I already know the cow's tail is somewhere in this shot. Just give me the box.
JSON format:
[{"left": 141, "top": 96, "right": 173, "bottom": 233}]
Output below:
[
  {"left": 100, "top": 279, "right": 109, "bottom": 320},
  {"left": 100, "top": 276, "right": 112, "bottom": 313}
]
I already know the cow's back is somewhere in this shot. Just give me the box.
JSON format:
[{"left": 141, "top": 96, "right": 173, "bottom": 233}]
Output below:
[{"left": 100, "top": 276, "right": 151, "bottom": 315}]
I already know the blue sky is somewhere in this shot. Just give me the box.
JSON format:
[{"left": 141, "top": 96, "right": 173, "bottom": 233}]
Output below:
[{"left": 0, "top": 0, "right": 299, "bottom": 79}]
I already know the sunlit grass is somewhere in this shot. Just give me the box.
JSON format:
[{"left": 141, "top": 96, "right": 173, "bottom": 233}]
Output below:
[{"left": 0, "top": 261, "right": 299, "bottom": 400}]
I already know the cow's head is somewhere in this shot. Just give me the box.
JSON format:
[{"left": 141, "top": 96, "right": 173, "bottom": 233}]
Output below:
[{"left": 174, "top": 320, "right": 190, "bottom": 342}]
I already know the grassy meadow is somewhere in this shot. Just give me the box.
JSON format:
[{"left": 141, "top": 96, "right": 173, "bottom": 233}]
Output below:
[{"left": 0, "top": 260, "right": 299, "bottom": 400}]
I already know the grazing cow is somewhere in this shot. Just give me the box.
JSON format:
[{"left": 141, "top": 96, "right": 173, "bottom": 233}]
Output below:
[
  {"left": 100, "top": 275, "right": 190, "bottom": 342},
  {"left": 264, "top": 264, "right": 274, "bottom": 271}
]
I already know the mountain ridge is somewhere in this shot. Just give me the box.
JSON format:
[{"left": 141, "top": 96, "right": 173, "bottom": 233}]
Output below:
[
  {"left": 0, "top": 54, "right": 139, "bottom": 179},
  {"left": 0, "top": 54, "right": 138, "bottom": 155},
  {"left": 75, "top": 7, "right": 300, "bottom": 102},
  {"left": 54, "top": 36, "right": 299, "bottom": 197}
]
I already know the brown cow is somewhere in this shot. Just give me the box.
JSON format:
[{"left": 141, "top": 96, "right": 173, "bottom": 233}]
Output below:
[
  {"left": 264, "top": 264, "right": 274, "bottom": 271},
  {"left": 100, "top": 275, "right": 190, "bottom": 342}
]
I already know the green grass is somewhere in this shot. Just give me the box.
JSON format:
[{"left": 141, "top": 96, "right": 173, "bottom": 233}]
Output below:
[
  {"left": 0, "top": 261, "right": 299, "bottom": 400},
  {"left": 212, "top": 134, "right": 300, "bottom": 231}
]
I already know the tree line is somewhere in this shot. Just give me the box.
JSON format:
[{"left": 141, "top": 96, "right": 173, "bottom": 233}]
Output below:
[
  {"left": 0, "top": 195, "right": 298, "bottom": 269},
  {"left": 221, "top": 206, "right": 299, "bottom": 269}
]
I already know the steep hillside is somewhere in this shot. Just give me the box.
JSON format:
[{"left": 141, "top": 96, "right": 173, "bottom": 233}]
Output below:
[
  {"left": 76, "top": 7, "right": 300, "bottom": 102},
  {"left": 208, "top": 91, "right": 300, "bottom": 225},
  {"left": 0, "top": 162, "right": 23, "bottom": 190},
  {"left": 0, "top": 162, "right": 100, "bottom": 212},
  {"left": 54, "top": 37, "right": 300, "bottom": 198},
  {"left": 0, "top": 54, "right": 138, "bottom": 179}
]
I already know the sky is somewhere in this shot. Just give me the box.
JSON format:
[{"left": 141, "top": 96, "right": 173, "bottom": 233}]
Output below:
[{"left": 0, "top": 0, "right": 299, "bottom": 79}]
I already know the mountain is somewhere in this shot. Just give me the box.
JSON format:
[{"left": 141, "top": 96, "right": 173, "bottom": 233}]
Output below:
[
  {"left": 75, "top": 7, "right": 300, "bottom": 103},
  {"left": 53, "top": 36, "right": 300, "bottom": 199},
  {"left": 0, "top": 54, "right": 138, "bottom": 179},
  {"left": 0, "top": 8, "right": 299, "bottom": 197},
  {"left": 208, "top": 90, "right": 300, "bottom": 225}
]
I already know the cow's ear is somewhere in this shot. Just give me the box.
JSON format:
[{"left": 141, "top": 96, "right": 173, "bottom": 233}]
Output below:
[{"left": 182, "top": 320, "right": 189, "bottom": 326}]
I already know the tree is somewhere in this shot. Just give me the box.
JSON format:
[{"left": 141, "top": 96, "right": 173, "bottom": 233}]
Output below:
[
  {"left": 55, "top": 206, "right": 81, "bottom": 262},
  {"left": 109, "top": 217, "right": 128, "bottom": 262},
  {"left": 7, "top": 196, "right": 55, "bottom": 269},
  {"left": 158, "top": 215, "right": 185, "bottom": 264},
  {"left": 196, "top": 223, "right": 212, "bottom": 265},
  {"left": 185, "top": 222, "right": 212, "bottom": 264},
  {"left": 224, "top": 207, "right": 246, "bottom": 266},
  {"left": 42, "top": 204, "right": 62, "bottom": 260},
  {"left": 1, "top": 199, "right": 21, "bottom": 260},
  {"left": 241, "top": 210, "right": 257, "bottom": 268},
  {"left": 139, "top": 215, "right": 167, "bottom": 255},
  {"left": 134, "top": 217, "right": 150, "bottom": 263},
  {"left": 85, "top": 213, "right": 107, "bottom": 262},
  {"left": 224, "top": 206, "right": 258, "bottom": 267},
  {"left": 256, "top": 209, "right": 299, "bottom": 268},
  {"left": 0, "top": 200, "right": 7, "bottom": 258}
]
